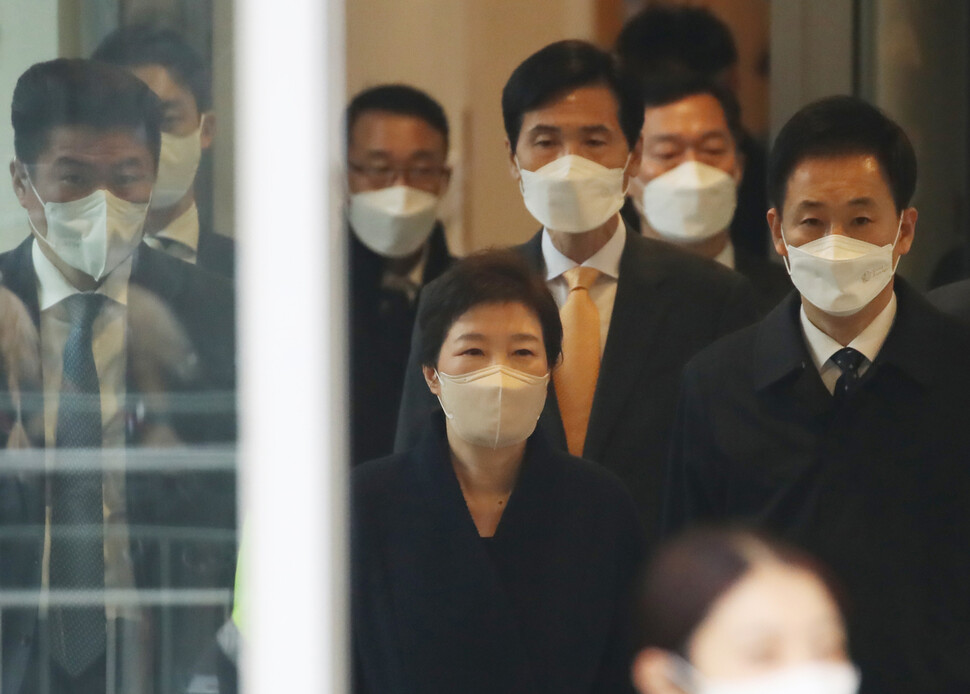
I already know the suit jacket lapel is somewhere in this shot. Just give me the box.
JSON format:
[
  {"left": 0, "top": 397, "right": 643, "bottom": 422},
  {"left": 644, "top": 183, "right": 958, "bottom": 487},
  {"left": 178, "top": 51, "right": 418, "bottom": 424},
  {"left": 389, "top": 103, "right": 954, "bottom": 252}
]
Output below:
[{"left": 583, "top": 232, "right": 672, "bottom": 460}]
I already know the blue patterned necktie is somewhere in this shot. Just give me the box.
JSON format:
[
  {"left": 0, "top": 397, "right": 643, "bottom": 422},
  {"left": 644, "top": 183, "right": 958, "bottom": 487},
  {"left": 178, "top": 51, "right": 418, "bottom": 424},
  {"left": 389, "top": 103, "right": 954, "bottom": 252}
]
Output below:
[
  {"left": 50, "top": 292, "right": 107, "bottom": 676},
  {"left": 831, "top": 346, "right": 866, "bottom": 399}
]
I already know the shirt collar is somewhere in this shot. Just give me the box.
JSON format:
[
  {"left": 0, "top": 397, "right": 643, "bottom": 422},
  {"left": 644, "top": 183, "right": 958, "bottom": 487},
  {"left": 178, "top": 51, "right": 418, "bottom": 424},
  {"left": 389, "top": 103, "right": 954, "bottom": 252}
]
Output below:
[
  {"left": 153, "top": 203, "right": 200, "bottom": 253},
  {"left": 800, "top": 292, "right": 898, "bottom": 370},
  {"left": 32, "top": 237, "right": 133, "bottom": 310},
  {"left": 541, "top": 216, "right": 626, "bottom": 281}
]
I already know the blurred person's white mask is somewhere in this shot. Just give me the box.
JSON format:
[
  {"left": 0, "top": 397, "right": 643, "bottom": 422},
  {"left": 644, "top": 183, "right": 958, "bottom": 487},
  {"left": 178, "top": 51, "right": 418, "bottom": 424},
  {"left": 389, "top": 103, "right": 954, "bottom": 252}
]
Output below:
[
  {"left": 27, "top": 176, "right": 148, "bottom": 281},
  {"left": 517, "top": 154, "right": 629, "bottom": 233},
  {"left": 150, "top": 115, "right": 205, "bottom": 210},
  {"left": 676, "top": 660, "right": 860, "bottom": 694},
  {"left": 348, "top": 185, "right": 438, "bottom": 258},
  {"left": 435, "top": 364, "right": 548, "bottom": 449},
  {"left": 639, "top": 161, "right": 737, "bottom": 241},
  {"left": 781, "top": 214, "right": 902, "bottom": 317}
]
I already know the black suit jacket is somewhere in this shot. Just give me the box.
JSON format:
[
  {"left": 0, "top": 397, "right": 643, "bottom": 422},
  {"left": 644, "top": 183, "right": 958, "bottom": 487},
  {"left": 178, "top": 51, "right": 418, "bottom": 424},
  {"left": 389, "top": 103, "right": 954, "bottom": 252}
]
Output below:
[
  {"left": 927, "top": 277, "right": 970, "bottom": 322},
  {"left": 734, "top": 246, "right": 792, "bottom": 314},
  {"left": 350, "top": 223, "right": 451, "bottom": 464},
  {"left": 0, "top": 238, "right": 237, "bottom": 693},
  {"left": 196, "top": 225, "right": 236, "bottom": 280},
  {"left": 663, "top": 280, "right": 970, "bottom": 694},
  {"left": 395, "top": 228, "right": 759, "bottom": 543},
  {"left": 353, "top": 419, "right": 644, "bottom": 694}
]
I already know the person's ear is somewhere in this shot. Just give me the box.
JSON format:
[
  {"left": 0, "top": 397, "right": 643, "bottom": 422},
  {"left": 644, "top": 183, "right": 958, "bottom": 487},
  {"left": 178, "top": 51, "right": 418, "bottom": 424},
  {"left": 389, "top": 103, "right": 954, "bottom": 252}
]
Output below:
[
  {"left": 423, "top": 365, "right": 441, "bottom": 396},
  {"left": 200, "top": 111, "right": 217, "bottom": 150},
  {"left": 767, "top": 207, "right": 787, "bottom": 259},
  {"left": 733, "top": 147, "right": 745, "bottom": 186},
  {"left": 631, "top": 648, "right": 689, "bottom": 694},
  {"left": 894, "top": 206, "right": 918, "bottom": 257},
  {"left": 505, "top": 138, "right": 521, "bottom": 184},
  {"left": 10, "top": 159, "right": 30, "bottom": 208}
]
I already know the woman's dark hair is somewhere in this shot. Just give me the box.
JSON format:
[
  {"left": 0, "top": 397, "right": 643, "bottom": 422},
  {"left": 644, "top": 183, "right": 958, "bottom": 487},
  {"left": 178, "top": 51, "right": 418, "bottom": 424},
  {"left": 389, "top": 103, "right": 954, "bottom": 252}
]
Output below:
[
  {"left": 767, "top": 95, "right": 917, "bottom": 213},
  {"left": 635, "top": 527, "right": 849, "bottom": 653},
  {"left": 418, "top": 250, "right": 562, "bottom": 368},
  {"left": 502, "top": 40, "right": 643, "bottom": 150}
]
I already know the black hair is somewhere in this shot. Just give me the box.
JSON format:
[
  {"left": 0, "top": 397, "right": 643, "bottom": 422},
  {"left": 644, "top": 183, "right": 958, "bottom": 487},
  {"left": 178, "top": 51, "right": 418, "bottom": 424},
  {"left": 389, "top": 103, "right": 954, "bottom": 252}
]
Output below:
[
  {"left": 502, "top": 40, "right": 644, "bottom": 151},
  {"left": 418, "top": 250, "right": 562, "bottom": 369},
  {"left": 615, "top": 4, "right": 737, "bottom": 79},
  {"left": 640, "top": 75, "right": 743, "bottom": 147},
  {"left": 12, "top": 58, "right": 162, "bottom": 166},
  {"left": 346, "top": 84, "right": 449, "bottom": 151},
  {"left": 634, "top": 526, "right": 849, "bottom": 654},
  {"left": 92, "top": 23, "right": 211, "bottom": 111},
  {"left": 767, "top": 95, "right": 917, "bottom": 213}
]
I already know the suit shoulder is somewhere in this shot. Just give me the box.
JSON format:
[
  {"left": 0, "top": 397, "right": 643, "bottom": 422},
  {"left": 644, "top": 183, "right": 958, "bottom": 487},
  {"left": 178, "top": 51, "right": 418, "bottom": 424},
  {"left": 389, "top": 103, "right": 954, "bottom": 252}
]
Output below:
[
  {"left": 927, "top": 279, "right": 970, "bottom": 322},
  {"left": 684, "top": 318, "right": 760, "bottom": 379},
  {"left": 548, "top": 450, "right": 641, "bottom": 521},
  {"left": 625, "top": 233, "right": 750, "bottom": 288},
  {"left": 352, "top": 452, "right": 411, "bottom": 500}
]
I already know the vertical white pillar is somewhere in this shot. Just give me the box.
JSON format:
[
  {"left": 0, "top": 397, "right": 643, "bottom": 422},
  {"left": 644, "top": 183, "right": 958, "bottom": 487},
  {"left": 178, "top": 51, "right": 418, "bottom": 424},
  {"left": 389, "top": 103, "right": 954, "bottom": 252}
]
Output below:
[{"left": 236, "top": 0, "right": 347, "bottom": 691}]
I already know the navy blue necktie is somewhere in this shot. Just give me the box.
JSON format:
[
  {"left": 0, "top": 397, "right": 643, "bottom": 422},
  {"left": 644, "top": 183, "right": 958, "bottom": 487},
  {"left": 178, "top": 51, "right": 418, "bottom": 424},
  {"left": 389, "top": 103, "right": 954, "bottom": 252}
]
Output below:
[
  {"left": 50, "top": 292, "right": 107, "bottom": 676},
  {"left": 831, "top": 346, "right": 866, "bottom": 399}
]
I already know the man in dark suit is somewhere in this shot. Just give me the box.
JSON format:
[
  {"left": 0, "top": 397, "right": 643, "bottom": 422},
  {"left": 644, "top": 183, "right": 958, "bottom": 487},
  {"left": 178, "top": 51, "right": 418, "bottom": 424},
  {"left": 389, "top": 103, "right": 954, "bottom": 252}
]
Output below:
[
  {"left": 346, "top": 85, "right": 454, "bottom": 464},
  {"left": 0, "top": 58, "right": 236, "bottom": 694},
  {"left": 93, "top": 24, "right": 235, "bottom": 279},
  {"left": 395, "top": 41, "right": 758, "bottom": 544},
  {"left": 663, "top": 96, "right": 970, "bottom": 693},
  {"left": 622, "top": 76, "right": 789, "bottom": 314}
]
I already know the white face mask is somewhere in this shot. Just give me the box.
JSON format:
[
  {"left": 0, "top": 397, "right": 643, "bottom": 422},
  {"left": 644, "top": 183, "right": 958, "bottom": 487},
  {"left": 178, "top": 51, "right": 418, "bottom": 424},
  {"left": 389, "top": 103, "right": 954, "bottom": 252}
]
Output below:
[
  {"left": 27, "top": 175, "right": 148, "bottom": 281},
  {"left": 674, "top": 659, "right": 860, "bottom": 694},
  {"left": 782, "top": 214, "right": 903, "bottom": 317},
  {"left": 348, "top": 185, "right": 439, "bottom": 258},
  {"left": 435, "top": 364, "right": 549, "bottom": 449},
  {"left": 517, "top": 154, "right": 629, "bottom": 233},
  {"left": 639, "top": 161, "right": 737, "bottom": 242},
  {"left": 150, "top": 115, "right": 205, "bottom": 210}
]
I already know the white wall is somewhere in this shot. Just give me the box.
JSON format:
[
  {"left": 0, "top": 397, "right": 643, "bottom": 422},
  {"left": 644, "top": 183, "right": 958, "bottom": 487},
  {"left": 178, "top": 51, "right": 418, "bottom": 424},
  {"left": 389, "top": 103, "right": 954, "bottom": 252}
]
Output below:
[{"left": 0, "top": 0, "right": 60, "bottom": 251}]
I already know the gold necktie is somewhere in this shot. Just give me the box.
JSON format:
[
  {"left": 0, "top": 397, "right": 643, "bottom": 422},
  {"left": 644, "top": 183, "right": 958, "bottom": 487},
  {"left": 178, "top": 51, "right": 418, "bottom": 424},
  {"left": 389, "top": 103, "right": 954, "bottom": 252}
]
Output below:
[{"left": 553, "top": 266, "right": 601, "bottom": 456}]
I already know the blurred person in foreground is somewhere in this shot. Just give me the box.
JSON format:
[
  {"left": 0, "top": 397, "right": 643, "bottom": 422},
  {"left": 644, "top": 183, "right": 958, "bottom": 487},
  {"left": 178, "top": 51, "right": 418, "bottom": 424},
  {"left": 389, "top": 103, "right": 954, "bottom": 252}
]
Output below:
[
  {"left": 93, "top": 23, "right": 234, "bottom": 279},
  {"left": 353, "top": 250, "right": 644, "bottom": 694},
  {"left": 0, "top": 58, "right": 235, "bottom": 693},
  {"left": 631, "top": 528, "right": 859, "bottom": 694}
]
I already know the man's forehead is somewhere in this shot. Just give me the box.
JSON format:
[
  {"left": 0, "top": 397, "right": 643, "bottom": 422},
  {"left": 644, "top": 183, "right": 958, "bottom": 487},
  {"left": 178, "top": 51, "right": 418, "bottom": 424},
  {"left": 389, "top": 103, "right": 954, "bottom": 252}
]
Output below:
[
  {"left": 37, "top": 125, "right": 154, "bottom": 163},
  {"left": 349, "top": 110, "right": 446, "bottom": 155},
  {"left": 643, "top": 94, "right": 730, "bottom": 138},
  {"left": 129, "top": 63, "right": 194, "bottom": 106},
  {"left": 521, "top": 85, "right": 621, "bottom": 130},
  {"left": 784, "top": 154, "right": 892, "bottom": 206}
]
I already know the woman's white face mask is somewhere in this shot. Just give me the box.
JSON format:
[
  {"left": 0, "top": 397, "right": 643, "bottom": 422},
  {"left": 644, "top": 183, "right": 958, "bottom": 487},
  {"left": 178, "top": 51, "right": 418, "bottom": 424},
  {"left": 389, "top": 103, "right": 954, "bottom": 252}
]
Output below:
[
  {"left": 434, "top": 364, "right": 549, "bottom": 449},
  {"left": 781, "top": 214, "right": 903, "bottom": 317},
  {"left": 671, "top": 657, "right": 861, "bottom": 694}
]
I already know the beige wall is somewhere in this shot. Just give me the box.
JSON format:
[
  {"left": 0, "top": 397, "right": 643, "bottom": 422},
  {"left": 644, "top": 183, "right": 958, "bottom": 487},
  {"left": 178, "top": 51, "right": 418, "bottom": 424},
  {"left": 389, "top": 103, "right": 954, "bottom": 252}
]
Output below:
[{"left": 346, "top": 0, "right": 596, "bottom": 255}]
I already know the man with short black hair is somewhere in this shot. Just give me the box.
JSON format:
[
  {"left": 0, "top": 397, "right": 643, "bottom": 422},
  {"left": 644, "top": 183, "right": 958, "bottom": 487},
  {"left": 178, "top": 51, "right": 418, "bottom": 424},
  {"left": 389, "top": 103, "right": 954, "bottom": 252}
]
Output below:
[
  {"left": 616, "top": 4, "right": 770, "bottom": 260},
  {"left": 1, "top": 57, "right": 235, "bottom": 693},
  {"left": 396, "top": 41, "right": 758, "bottom": 544},
  {"left": 93, "top": 23, "right": 234, "bottom": 278},
  {"left": 628, "top": 76, "right": 789, "bottom": 312},
  {"left": 663, "top": 95, "right": 970, "bottom": 693},
  {"left": 345, "top": 84, "right": 453, "bottom": 463}
]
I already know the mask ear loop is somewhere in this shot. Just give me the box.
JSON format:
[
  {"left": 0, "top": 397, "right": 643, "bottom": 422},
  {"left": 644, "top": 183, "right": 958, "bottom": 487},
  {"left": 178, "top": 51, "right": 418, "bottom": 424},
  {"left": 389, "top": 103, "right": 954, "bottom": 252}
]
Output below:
[
  {"left": 432, "top": 368, "right": 454, "bottom": 420},
  {"left": 779, "top": 224, "right": 794, "bottom": 275},
  {"left": 620, "top": 151, "right": 634, "bottom": 197},
  {"left": 890, "top": 211, "right": 904, "bottom": 273}
]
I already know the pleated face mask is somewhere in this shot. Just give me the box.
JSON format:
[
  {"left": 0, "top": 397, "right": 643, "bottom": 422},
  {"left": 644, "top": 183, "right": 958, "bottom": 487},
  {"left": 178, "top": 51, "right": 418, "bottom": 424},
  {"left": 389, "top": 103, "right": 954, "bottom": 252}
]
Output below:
[
  {"left": 435, "top": 364, "right": 549, "bottom": 449},
  {"left": 517, "top": 154, "right": 629, "bottom": 233},
  {"left": 782, "top": 214, "right": 903, "bottom": 316}
]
